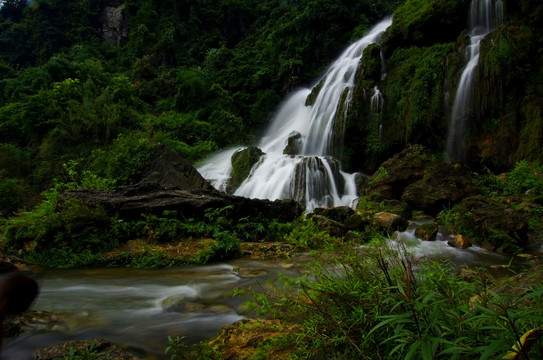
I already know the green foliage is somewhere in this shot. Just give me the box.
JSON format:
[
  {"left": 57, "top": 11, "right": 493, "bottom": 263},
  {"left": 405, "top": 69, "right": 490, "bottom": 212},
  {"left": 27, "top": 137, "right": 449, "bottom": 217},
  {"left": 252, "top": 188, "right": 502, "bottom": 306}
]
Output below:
[
  {"left": 165, "top": 335, "right": 220, "bottom": 360},
  {"left": 243, "top": 242, "right": 543, "bottom": 359},
  {"left": 284, "top": 217, "right": 338, "bottom": 249},
  {"left": 0, "top": 178, "right": 25, "bottom": 216},
  {"left": 382, "top": 43, "right": 454, "bottom": 148}
]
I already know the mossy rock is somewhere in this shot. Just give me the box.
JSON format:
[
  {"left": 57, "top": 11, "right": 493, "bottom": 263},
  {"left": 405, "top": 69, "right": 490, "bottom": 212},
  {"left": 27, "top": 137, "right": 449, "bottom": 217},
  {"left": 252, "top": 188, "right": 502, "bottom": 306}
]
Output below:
[
  {"left": 364, "top": 145, "right": 435, "bottom": 200},
  {"left": 382, "top": 0, "right": 470, "bottom": 55},
  {"left": 227, "top": 147, "right": 264, "bottom": 193},
  {"left": 305, "top": 77, "right": 326, "bottom": 106},
  {"left": 457, "top": 196, "right": 528, "bottom": 252},
  {"left": 401, "top": 161, "right": 480, "bottom": 215}
]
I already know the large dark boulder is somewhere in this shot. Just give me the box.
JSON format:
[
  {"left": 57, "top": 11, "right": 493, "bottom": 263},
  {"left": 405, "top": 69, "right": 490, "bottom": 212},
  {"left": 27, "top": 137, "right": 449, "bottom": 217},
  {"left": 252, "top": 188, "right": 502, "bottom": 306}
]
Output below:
[
  {"left": 227, "top": 147, "right": 264, "bottom": 193},
  {"left": 364, "top": 145, "right": 435, "bottom": 200},
  {"left": 401, "top": 162, "right": 480, "bottom": 215},
  {"left": 460, "top": 196, "right": 528, "bottom": 251},
  {"left": 140, "top": 144, "right": 213, "bottom": 191},
  {"left": 61, "top": 145, "right": 303, "bottom": 223}
]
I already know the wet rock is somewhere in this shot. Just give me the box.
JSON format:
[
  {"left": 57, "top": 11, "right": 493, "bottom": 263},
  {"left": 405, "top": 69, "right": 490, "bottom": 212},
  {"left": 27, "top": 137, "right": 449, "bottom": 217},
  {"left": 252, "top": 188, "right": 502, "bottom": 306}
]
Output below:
[
  {"left": 312, "top": 206, "right": 355, "bottom": 223},
  {"left": 364, "top": 145, "right": 434, "bottom": 200},
  {"left": 373, "top": 212, "right": 408, "bottom": 232},
  {"left": 209, "top": 319, "right": 298, "bottom": 360},
  {"left": 354, "top": 173, "right": 370, "bottom": 196},
  {"left": 4, "top": 310, "right": 68, "bottom": 338},
  {"left": 283, "top": 131, "right": 302, "bottom": 155},
  {"left": 448, "top": 234, "right": 472, "bottom": 249},
  {"left": 305, "top": 77, "right": 326, "bottom": 106},
  {"left": 415, "top": 222, "right": 439, "bottom": 241},
  {"left": 36, "top": 338, "right": 138, "bottom": 360},
  {"left": 240, "top": 242, "right": 295, "bottom": 261},
  {"left": 227, "top": 147, "right": 264, "bottom": 193},
  {"left": 402, "top": 162, "right": 479, "bottom": 215}
]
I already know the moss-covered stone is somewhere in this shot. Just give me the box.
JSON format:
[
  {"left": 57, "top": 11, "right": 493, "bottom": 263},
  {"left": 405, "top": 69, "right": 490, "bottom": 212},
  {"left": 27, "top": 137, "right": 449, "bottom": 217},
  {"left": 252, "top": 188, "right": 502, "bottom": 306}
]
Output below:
[
  {"left": 305, "top": 77, "right": 325, "bottom": 106},
  {"left": 382, "top": 0, "right": 470, "bottom": 55},
  {"left": 226, "top": 147, "right": 264, "bottom": 193}
]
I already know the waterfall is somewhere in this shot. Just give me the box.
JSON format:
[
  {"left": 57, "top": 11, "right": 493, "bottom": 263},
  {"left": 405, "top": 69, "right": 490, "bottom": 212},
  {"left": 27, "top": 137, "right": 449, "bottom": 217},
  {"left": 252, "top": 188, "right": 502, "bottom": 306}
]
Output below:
[
  {"left": 447, "top": 0, "right": 504, "bottom": 161},
  {"left": 198, "top": 18, "right": 392, "bottom": 211}
]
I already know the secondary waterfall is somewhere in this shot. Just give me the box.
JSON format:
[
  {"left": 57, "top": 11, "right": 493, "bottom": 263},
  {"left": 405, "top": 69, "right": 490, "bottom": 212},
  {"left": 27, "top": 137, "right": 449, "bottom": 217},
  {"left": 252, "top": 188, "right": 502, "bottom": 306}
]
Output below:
[
  {"left": 447, "top": 0, "right": 504, "bottom": 161},
  {"left": 198, "top": 18, "right": 392, "bottom": 211}
]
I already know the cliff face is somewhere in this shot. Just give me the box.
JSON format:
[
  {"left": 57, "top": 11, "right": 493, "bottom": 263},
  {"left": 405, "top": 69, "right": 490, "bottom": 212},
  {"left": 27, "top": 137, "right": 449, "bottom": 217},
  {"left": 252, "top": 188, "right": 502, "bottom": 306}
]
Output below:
[
  {"left": 100, "top": 4, "right": 128, "bottom": 46},
  {"left": 344, "top": 0, "right": 543, "bottom": 173}
]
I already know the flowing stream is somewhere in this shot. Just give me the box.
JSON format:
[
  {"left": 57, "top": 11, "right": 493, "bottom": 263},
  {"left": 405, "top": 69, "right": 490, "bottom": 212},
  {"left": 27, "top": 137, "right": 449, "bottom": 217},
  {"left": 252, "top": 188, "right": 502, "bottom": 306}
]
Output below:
[
  {"left": 3, "top": 234, "right": 518, "bottom": 359},
  {"left": 198, "top": 18, "right": 392, "bottom": 212},
  {"left": 447, "top": 0, "right": 504, "bottom": 161}
]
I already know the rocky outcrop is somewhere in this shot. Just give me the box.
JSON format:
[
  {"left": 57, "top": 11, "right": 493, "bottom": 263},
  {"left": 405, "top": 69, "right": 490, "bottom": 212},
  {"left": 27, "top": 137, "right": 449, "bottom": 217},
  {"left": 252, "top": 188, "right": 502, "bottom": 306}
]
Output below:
[
  {"left": 283, "top": 131, "right": 302, "bottom": 155},
  {"left": 364, "top": 145, "right": 434, "bottom": 200},
  {"left": 100, "top": 5, "right": 128, "bottom": 46},
  {"left": 227, "top": 147, "right": 264, "bottom": 193},
  {"left": 373, "top": 211, "right": 408, "bottom": 232},
  {"left": 140, "top": 144, "right": 213, "bottom": 191},
  {"left": 401, "top": 162, "right": 480, "bottom": 215},
  {"left": 460, "top": 196, "right": 528, "bottom": 251},
  {"left": 62, "top": 145, "right": 302, "bottom": 223},
  {"left": 62, "top": 186, "right": 303, "bottom": 223}
]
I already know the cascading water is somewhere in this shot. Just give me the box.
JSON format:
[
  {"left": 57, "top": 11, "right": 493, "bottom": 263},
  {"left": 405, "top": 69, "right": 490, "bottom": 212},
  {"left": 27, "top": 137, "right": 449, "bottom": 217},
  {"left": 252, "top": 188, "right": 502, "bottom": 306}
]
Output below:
[
  {"left": 447, "top": 0, "right": 504, "bottom": 161},
  {"left": 198, "top": 18, "right": 392, "bottom": 211}
]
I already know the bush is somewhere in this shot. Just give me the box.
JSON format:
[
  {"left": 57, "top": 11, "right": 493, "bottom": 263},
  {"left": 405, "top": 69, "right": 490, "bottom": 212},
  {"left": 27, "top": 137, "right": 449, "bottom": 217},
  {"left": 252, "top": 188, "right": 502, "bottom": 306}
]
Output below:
[{"left": 242, "top": 241, "right": 543, "bottom": 359}]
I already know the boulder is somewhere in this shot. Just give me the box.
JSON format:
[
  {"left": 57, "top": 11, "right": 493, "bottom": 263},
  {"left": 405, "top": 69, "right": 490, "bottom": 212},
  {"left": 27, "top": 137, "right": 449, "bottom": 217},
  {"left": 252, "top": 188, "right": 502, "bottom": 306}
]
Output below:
[
  {"left": 380, "top": 199, "right": 412, "bottom": 220},
  {"left": 402, "top": 162, "right": 479, "bottom": 215},
  {"left": 227, "top": 147, "right": 264, "bottom": 193},
  {"left": 373, "top": 212, "right": 408, "bottom": 232},
  {"left": 415, "top": 222, "right": 439, "bottom": 241},
  {"left": 343, "top": 212, "right": 370, "bottom": 231},
  {"left": 305, "top": 77, "right": 326, "bottom": 106},
  {"left": 461, "top": 196, "right": 528, "bottom": 250},
  {"left": 140, "top": 144, "right": 213, "bottom": 191},
  {"left": 364, "top": 145, "right": 434, "bottom": 200},
  {"left": 312, "top": 206, "right": 355, "bottom": 223},
  {"left": 283, "top": 131, "right": 302, "bottom": 155},
  {"left": 309, "top": 214, "right": 347, "bottom": 238},
  {"left": 448, "top": 234, "right": 472, "bottom": 249},
  {"left": 36, "top": 339, "right": 137, "bottom": 360}
]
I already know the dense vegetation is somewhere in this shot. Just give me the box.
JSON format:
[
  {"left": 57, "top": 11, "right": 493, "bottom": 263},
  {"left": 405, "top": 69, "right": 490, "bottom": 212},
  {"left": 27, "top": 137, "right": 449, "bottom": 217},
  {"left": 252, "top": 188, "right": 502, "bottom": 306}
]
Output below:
[{"left": 0, "top": 0, "right": 400, "bottom": 217}]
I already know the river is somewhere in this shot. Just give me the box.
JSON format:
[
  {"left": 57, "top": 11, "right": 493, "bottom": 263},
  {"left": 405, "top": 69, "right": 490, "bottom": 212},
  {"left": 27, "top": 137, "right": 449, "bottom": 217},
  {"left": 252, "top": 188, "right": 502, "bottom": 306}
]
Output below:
[{"left": 3, "top": 231, "right": 518, "bottom": 359}]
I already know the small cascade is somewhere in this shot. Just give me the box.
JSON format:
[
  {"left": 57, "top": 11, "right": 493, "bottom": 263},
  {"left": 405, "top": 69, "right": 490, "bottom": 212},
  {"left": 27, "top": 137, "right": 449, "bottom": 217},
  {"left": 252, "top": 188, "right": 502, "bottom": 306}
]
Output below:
[
  {"left": 370, "top": 86, "right": 384, "bottom": 143},
  {"left": 447, "top": 0, "right": 504, "bottom": 161},
  {"left": 198, "top": 18, "right": 392, "bottom": 211}
]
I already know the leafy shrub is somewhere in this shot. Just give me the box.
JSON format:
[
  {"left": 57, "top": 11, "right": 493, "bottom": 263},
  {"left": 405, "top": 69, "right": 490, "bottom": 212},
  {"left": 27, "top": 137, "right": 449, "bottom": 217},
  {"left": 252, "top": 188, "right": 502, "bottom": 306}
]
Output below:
[{"left": 242, "top": 241, "right": 543, "bottom": 359}]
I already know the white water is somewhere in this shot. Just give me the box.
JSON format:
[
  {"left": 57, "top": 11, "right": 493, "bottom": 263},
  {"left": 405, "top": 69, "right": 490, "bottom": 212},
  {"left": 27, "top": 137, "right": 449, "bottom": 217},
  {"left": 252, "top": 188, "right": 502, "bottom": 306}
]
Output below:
[
  {"left": 447, "top": 0, "right": 504, "bottom": 161},
  {"left": 199, "top": 18, "right": 392, "bottom": 211}
]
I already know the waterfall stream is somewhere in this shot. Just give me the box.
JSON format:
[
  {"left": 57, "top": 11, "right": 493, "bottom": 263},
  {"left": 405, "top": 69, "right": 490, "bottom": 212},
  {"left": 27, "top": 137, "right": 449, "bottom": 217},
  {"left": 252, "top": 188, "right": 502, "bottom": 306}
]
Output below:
[
  {"left": 198, "top": 18, "right": 392, "bottom": 211},
  {"left": 447, "top": 0, "right": 504, "bottom": 161}
]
